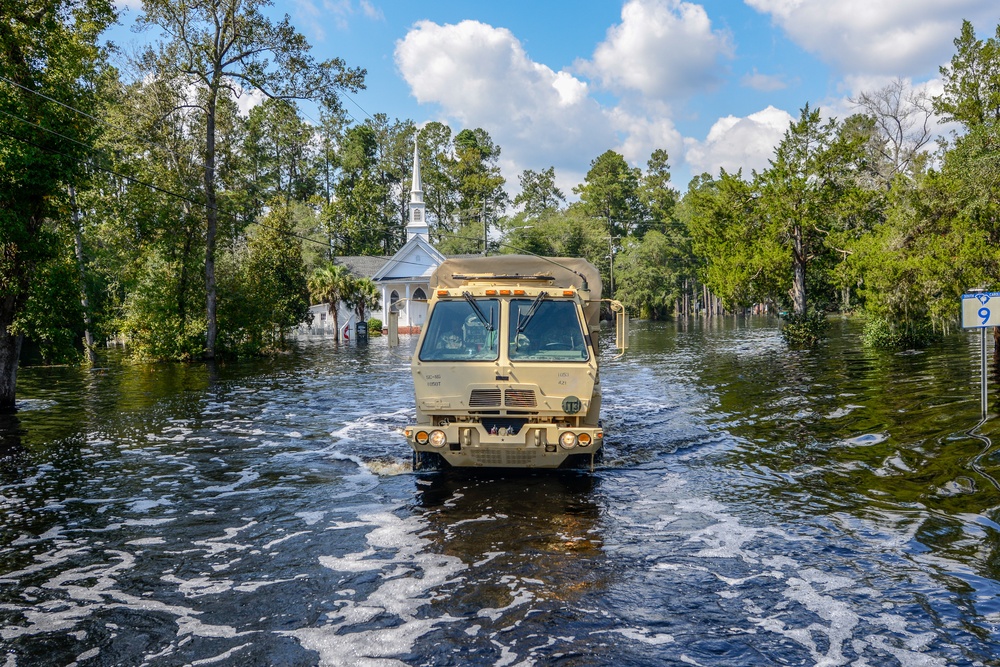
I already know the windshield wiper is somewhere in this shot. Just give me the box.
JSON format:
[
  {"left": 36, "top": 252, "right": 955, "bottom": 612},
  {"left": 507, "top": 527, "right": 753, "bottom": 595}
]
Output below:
[
  {"left": 516, "top": 291, "right": 547, "bottom": 336},
  {"left": 463, "top": 292, "right": 495, "bottom": 332},
  {"left": 463, "top": 292, "right": 496, "bottom": 350}
]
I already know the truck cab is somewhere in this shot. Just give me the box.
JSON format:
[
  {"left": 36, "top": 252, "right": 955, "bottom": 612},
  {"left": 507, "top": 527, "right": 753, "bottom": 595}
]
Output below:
[{"left": 404, "top": 256, "right": 620, "bottom": 469}]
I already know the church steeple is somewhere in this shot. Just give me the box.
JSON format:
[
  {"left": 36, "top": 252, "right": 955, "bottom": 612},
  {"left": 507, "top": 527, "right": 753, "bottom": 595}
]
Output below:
[{"left": 406, "top": 138, "right": 428, "bottom": 242}]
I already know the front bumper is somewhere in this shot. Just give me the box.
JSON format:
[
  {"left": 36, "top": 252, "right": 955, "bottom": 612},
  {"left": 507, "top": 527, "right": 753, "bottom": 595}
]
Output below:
[{"left": 404, "top": 422, "right": 604, "bottom": 468}]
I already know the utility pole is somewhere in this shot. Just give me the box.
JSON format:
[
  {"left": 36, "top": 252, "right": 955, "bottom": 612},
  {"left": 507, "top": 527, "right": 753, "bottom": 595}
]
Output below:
[
  {"left": 607, "top": 235, "right": 620, "bottom": 297},
  {"left": 482, "top": 197, "right": 488, "bottom": 256}
]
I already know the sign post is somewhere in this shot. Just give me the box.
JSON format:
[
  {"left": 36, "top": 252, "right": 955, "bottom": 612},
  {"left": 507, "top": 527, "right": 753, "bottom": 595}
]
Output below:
[{"left": 961, "top": 291, "right": 1000, "bottom": 418}]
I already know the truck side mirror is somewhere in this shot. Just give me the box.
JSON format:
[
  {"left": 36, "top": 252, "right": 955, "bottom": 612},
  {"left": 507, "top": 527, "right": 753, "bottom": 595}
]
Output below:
[
  {"left": 388, "top": 310, "right": 399, "bottom": 347},
  {"left": 616, "top": 305, "right": 628, "bottom": 352}
]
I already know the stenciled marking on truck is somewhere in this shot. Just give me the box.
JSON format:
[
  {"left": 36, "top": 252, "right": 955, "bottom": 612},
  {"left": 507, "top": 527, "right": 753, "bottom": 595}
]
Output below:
[{"left": 562, "top": 395, "right": 582, "bottom": 414}]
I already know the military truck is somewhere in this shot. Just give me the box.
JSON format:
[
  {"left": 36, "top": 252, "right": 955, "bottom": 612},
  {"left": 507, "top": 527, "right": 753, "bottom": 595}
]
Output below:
[{"left": 402, "top": 255, "right": 626, "bottom": 469}]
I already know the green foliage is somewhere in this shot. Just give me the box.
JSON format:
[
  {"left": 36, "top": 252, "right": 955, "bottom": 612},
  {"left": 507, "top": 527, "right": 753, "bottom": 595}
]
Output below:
[
  {"left": 12, "top": 252, "right": 85, "bottom": 364},
  {"left": 614, "top": 232, "right": 681, "bottom": 318},
  {"left": 0, "top": 0, "right": 116, "bottom": 406},
  {"left": 217, "top": 205, "right": 311, "bottom": 355},
  {"left": 367, "top": 318, "right": 383, "bottom": 336},
  {"left": 934, "top": 20, "right": 1000, "bottom": 129},
  {"left": 513, "top": 167, "right": 565, "bottom": 219},
  {"left": 780, "top": 311, "right": 829, "bottom": 348},
  {"left": 861, "top": 317, "right": 940, "bottom": 349},
  {"left": 120, "top": 251, "right": 207, "bottom": 361},
  {"left": 308, "top": 263, "right": 352, "bottom": 336},
  {"left": 346, "top": 277, "right": 381, "bottom": 323},
  {"left": 573, "top": 150, "right": 645, "bottom": 238}
]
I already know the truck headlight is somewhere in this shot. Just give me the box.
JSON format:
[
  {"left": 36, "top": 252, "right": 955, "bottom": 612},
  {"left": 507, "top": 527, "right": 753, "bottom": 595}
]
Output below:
[
  {"left": 559, "top": 432, "right": 577, "bottom": 449},
  {"left": 429, "top": 430, "right": 447, "bottom": 448}
]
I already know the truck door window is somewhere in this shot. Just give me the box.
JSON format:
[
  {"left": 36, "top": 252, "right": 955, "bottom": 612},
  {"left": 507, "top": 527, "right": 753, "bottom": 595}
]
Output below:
[
  {"left": 508, "top": 299, "right": 589, "bottom": 361},
  {"left": 419, "top": 299, "right": 500, "bottom": 361}
]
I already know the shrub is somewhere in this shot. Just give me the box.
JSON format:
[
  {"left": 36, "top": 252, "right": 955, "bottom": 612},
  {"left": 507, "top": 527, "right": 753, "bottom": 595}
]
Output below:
[
  {"left": 862, "top": 316, "right": 940, "bottom": 349},
  {"left": 781, "top": 310, "right": 828, "bottom": 347},
  {"left": 367, "top": 317, "right": 383, "bottom": 336}
]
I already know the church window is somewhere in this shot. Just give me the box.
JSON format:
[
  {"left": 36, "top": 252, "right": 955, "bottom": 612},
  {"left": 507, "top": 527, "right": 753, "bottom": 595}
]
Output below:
[{"left": 413, "top": 288, "right": 427, "bottom": 301}]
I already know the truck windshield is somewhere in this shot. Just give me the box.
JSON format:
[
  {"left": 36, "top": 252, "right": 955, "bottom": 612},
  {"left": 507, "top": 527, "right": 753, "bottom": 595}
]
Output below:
[
  {"left": 419, "top": 299, "right": 500, "bottom": 361},
  {"left": 508, "top": 299, "right": 589, "bottom": 361}
]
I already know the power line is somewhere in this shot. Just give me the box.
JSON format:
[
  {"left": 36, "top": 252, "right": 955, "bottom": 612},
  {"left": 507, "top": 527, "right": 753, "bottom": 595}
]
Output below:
[{"left": 0, "top": 123, "right": 446, "bottom": 274}]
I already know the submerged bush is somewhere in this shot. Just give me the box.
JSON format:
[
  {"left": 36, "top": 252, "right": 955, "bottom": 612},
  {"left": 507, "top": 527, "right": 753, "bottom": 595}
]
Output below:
[
  {"left": 367, "top": 317, "right": 383, "bottom": 336},
  {"left": 781, "top": 310, "right": 828, "bottom": 347},
  {"left": 862, "top": 316, "right": 941, "bottom": 349}
]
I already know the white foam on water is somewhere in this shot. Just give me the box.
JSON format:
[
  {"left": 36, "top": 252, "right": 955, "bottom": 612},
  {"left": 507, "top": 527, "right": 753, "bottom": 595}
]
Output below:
[
  {"left": 1, "top": 548, "right": 246, "bottom": 644},
  {"left": 287, "top": 507, "right": 467, "bottom": 665},
  {"left": 601, "top": 627, "right": 675, "bottom": 645},
  {"left": 202, "top": 469, "right": 260, "bottom": 494}
]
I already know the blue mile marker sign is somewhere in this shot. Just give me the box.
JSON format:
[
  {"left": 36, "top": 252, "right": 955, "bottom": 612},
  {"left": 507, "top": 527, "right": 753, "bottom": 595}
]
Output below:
[{"left": 961, "top": 292, "right": 1000, "bottom": 328}]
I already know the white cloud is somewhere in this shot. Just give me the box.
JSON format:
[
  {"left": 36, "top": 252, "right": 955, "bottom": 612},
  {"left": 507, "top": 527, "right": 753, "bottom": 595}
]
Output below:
[
  {"left": 577, "top": 0, "right": 734, "bottom": 100},
  {"left": 395, "top": 20, "right": 618, "bottom": 186},
  {"left": 359, "top": 0, "right": 384, "bottom": 21},
  {"left": 293, "top": 0, "right": 383, "bottom": 38},
  {"left": 683, "top": 106, "right": 794, "bottom": 177},
  {"left": 741, "top": 68, "right": 789, "bottom": 92},
  {"left": 745, "top": 0, "right": 997, "bottom": 76}
]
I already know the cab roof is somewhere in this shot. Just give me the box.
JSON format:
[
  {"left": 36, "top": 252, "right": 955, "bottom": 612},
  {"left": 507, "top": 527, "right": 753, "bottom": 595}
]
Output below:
[{"left": 430, "top": 255, "right": 601, "bottom": 298}]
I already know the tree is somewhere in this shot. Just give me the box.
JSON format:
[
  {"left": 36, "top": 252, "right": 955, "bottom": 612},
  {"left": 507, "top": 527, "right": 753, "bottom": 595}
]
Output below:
[
  {"left": 683, "top": 171, "right": 781, "bottom": 309},
  {"left": 573, "top": 150, "right": 645, "bottom": 240},
  {"left": 638, "top": 149, "right": 678, "bottom": 237},
  {"left": 852, "top": 78, "right": 934, "bottom": 186},
  {"left": 418, "top": 121, "right": 459, "bottom": 242},
  {"left": 325, "top": 124, "right": 390, "bottom": 255},
  {"left": 345, "top": 276, "right": 381, "bottom": 325},
  {"left": 0, "top": 0, "right": 116, "bottom": 409},
  {"left": 137, "top": 0, "right": 365, "bottom": 359},
  {"left": 513, "top": 167, "right": 565, "bottom": 220},
  {"left": 453, "top": 127, "right": 508, "bottom": 252},
  {"left": 756, "top": 104, "right": 841, "bottom": 316},
  {"left": 934, "top": 20, "right": 1000, "bottom": 129},
  {"left": 220, "top": 203, "right": 310, "bottom": 353},
  {"left": 308, "top": 263, "right": 352, "bottom": 338},
  {"left": 615, "top": 231, "right": 681, "bottom": 319}
]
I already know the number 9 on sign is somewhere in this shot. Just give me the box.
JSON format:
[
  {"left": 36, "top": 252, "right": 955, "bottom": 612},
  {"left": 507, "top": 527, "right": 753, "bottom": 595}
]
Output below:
[{"left": 962, "top": 292, "right": 1000, "bottom": 328}]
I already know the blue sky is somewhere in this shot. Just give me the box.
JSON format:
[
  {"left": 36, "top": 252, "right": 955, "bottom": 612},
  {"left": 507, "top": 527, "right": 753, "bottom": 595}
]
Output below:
[{"left": 109, "top": 0, "right": 1000, "bottom": 198}]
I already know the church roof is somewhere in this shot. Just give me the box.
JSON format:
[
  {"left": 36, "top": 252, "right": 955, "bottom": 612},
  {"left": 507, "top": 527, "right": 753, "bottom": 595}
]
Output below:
[{"left": 334, "top": 255, "right": 391, "bottom": 278}]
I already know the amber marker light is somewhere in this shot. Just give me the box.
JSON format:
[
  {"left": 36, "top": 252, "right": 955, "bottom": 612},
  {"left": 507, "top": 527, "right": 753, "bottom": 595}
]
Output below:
[
  {"left": 577, "top": 433, "right": 593, "bottom": 447},
  {"left": 415, "top": 431, "right": 429, "bottom": 445}
]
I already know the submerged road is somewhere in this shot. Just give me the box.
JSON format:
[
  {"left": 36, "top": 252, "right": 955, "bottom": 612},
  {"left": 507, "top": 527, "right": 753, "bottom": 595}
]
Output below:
[{"left": 2, "top": 318, "right": 1000, "bottom": 665}]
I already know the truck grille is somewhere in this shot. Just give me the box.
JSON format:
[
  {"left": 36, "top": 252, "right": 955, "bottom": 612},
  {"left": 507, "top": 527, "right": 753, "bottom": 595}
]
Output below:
[
  {"left": 469, "top": 389, "right": 502, "bottom": 407},
  {"left": 504, "top": 389, "right": 537, "bottom": 407}
]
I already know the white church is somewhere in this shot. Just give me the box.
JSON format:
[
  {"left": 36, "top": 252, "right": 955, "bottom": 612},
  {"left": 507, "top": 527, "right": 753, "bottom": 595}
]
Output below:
[{"left": 303, "top": 139, "right": 447, "bottom": 340}]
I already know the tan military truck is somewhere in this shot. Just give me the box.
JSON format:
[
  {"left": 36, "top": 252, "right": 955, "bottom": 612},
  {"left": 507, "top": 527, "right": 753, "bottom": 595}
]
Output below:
[{"left": 402, "top": 255, "right": 626, "bottom": 469}]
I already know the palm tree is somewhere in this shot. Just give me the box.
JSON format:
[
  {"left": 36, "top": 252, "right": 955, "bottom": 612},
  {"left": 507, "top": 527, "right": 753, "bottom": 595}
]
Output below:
[
  {"left": 347, "top": 277, "right": 382, "bottom": 326},
  {"left": 307, "top": 263, "right": 352, "bottom": 337}
]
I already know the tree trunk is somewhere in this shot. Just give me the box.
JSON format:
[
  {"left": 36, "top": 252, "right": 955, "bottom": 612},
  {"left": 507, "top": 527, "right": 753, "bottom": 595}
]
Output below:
[
  {"left": 204, "top": 88, "right": 219, "bottom": 359},
  {"left": 0, "top": 296, "right": 22, "bottom": 412},
  {"left": 792, "top": 224, "right": 807, "bottom": 315},
  {"left": 70, "top": 186, "right": 96, "bottom": 365}
]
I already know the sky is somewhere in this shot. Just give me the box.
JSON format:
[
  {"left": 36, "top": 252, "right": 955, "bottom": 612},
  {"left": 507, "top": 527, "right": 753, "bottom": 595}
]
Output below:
[{"left": 108, "top": 0, "right": 1000, "bottom": 199}]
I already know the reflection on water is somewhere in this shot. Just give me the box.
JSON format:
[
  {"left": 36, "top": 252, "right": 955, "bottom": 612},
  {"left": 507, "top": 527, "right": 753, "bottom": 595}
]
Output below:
[{"left": 2, "top": 319, "right": 1000, "bottom": 665}]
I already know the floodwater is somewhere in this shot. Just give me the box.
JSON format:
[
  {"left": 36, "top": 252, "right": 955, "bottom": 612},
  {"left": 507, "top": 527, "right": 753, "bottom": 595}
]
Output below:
[{"left": 2, "top": 318, "right": 1000, "bottom": 666}]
